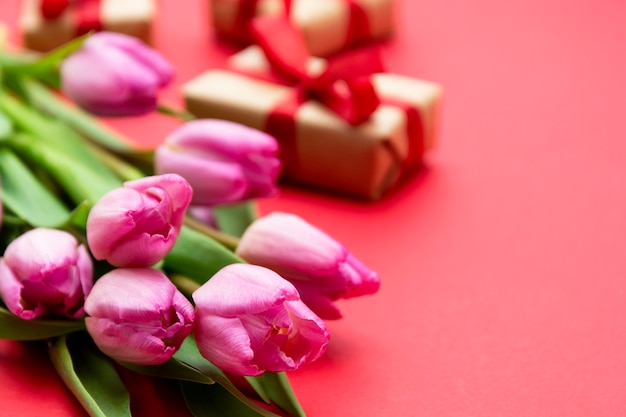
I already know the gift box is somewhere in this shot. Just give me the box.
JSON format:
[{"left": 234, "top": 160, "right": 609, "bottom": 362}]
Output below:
[
  {"left": 210, "top": 0, "right": 395, "bottom": 57},
  {"left": 19, "top": 0, "right": 155, "bottom": 52},
  {"left": 183, "top": 18, "right": 441, "bottom": 199}
]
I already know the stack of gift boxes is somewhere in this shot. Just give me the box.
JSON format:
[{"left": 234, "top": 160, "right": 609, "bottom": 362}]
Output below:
[{"left": 19, "top": 0, "right": 442, "bottom": 200}]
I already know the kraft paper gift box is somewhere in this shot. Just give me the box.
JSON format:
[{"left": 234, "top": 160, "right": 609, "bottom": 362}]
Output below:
[
  {"left": 183, "top": 18, "right": 441, "bottom": 199},
  {"left": 19, "top": 0, "right": 155, "bottom": 52},
  {"left": 210, "top": 0, "right": 395, "bottom": 57}
]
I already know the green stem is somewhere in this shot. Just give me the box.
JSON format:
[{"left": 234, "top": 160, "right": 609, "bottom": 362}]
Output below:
[
  {"left": 83, "top": 141, "right": 145, "bottom": 182},
  {"left": 169, "top": 274, "right": 201, "bottom": 298},
  {"left": 157, "top": 101, "right": 196, "bottom": 122},
  {"left": 183, "top": 215, "right": 240, "bottom": 251},
  {"left": 0, "top": 91, "right": 121, "bottom": 185},
  {"left": 7, "top": 132, "right": 120, "bottom": 206}
]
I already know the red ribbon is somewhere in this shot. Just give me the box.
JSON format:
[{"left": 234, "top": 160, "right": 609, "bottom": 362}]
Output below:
[
  {"left": 249, "top": 16, "right": 383, "bottom": 173},
  {"left": 39, "top": 0, "right": 102, "bottom": 35},
  {"left": 345, "top": 0, "right": 372, "bottom": 48}
]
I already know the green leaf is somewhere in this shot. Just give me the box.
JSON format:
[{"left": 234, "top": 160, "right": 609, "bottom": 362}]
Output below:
[
  {"left": 120, "top": 357, "right": 215, "bottom": 385},
  {"left": 174, "top": 337, "right": 283, "bottom": 417},
  {"left": 8, "top": 132, "right": 120, "bottom": 206},
  {"left": 0, "top": 33, "right": 90, "bottom": 87},
  {"left": 181, "top": 381, "right": 271, "bottom": 417},
  {"left": 48, "top": 333, "right": 132, "bottom": 417},
  {"left": 0, "top": 108, "right": 13, "bottom": 139},
  {"left": 0, "top": 92, "right": 122, "bottom": 187},
  {"left": 245, "top": 375, "right": 272, "bottom": 404},
  {"left": 213, "top": 201, "right": 258, "bottom": 237},
  {"left": 32, "top": 33, "right": 90, "bottom": 86},
  {"left": 0, "top": 306, "right": 85, "bottom": 340},
  {"left": 164, "top": 226, "right": 243, "bottom": 284},
  {"left": 262, "top": 372, "right": 307, "bottom": 417},
  {"left": 0, "top": 147, "right": 70, "bottom": 227}
]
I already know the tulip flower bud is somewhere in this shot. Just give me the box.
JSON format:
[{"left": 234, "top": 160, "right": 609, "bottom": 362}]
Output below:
[
  {"left": 86, "top": 174, "right": 192, "bottom": 267},
  {"left": 61, "top": 32, "right": 174, "bottom": 117},
  {"left": 236, "top": 212, "right": 380, "bottom": 320},
  {"left": 154, "top": 119, "right": 281, "bottom": 206},
  {"left": 0, "top": 228, "right": 93, "bottom": 320},
  {"left": 193, "top": 264, "right": 329, "bottom": 376},
  {"left": 85, "top": 268, "right": 194, "bottom": 365}
]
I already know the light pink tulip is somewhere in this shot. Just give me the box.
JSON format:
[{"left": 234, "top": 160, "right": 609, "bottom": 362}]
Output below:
[
  {"left": 154, "top": 119, "right": 281, "bottom": 206},
  {"left": 61, "top": 32, "right": 174, "bottom": 117},
  {"left": 193, "top": 264, "right": 329, "bottom": 376},
  {"left": 236, "top": 212, "right": 380, "bottom": 320},
  {"left": 84, "top": 268, "right": 194, "bottom": 365},
  {"left": 86, "top": 174, "right": 192, "bottom": 267},
  {"left": 0, "top": 228, "right": 93, "bottom": 319}
]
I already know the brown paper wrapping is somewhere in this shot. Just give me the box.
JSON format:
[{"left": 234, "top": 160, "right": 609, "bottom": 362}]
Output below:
[
  {"left": 210, "top": 0, "right": 395, "bottom": 57},
  {"left": 19, "top": 0, "right": 155, "bottom": 52},
  {"left": 183, "top": 47, "right": 442, "bottom": 199}
]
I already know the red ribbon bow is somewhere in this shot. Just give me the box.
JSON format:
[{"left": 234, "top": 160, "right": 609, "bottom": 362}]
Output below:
[
  {"left": 243, "top": 16, "right": 385, "bottom": 175},
  {"left": 249, "top": 16, "right": 383, "bottom": 125},
  {"left": 39, "top": 0, "right": 102, "bottom": 35}
]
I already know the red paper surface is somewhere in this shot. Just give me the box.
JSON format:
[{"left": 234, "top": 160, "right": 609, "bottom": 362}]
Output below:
[{"left": 1, "top": 0, "right": 626, "bottom": 416}]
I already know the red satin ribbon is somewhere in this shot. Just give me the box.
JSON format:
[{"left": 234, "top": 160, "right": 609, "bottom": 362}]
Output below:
[
  {"left": 39, "top": 0, "right": 102, "bottom": 35},
  {"left": 345, "top": 0, "right": 372, "bottom": 48},
  {"left": 382, "top": 98, "right": 425, "bottom": 169},
  {"left": 249, "top": 16, "right": 382, "bottom": 173},
  {"left": 246, "top": 15, "right": 424, "bottom": 177}
]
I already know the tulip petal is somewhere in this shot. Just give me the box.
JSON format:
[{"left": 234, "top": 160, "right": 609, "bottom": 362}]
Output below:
[
  {"left": 85, "top": 269, "right": 177, "bottom": 321},
  {"left": 155, "top": 146, "right": 248, "bottom": 206},
  {"left": 0, "top": 229, "right": 93, "bottom": 320},
  {"left": 84, "top": 269, "right": 194, "bottom": 365},
  {"left": 85, "top": 317, "right": 175, "bottom": 365},
  {"left": 194, "top": 315, "right": 260, "bottom": 376},
  {"left": 89, "top": 32, "right": 175, "bottom": 87},
  {"left": 87, "top": 174, "right": 192, "bottom": 267},
  {"left": 192, "top": 264, "right": 299, "bottom": 317},
  {"left": 193, "top": 264, "right": 330, "bottom": 376}
]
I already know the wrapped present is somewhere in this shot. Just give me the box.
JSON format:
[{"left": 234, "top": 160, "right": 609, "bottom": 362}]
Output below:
[
  {"left": 19, "top": 0, "right": 155, "bottom": 52},
  {"left": 183, "top": 17, "right": 441, "bottom": 199},
  {"left": 210, "top": 0, "right": 395, "bottom": 57}
]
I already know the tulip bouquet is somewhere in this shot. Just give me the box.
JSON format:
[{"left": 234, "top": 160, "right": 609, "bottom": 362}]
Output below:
[{"left": 0, "top": 31, "right": 380, "bottom": 417}]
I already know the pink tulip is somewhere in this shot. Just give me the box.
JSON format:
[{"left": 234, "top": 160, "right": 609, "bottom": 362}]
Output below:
[
  {"left": 0, "top": 228, "right": 93, "bottom": 320},
  {"left": 61, "top": 32, "right": 174, "bottom": 117},
  {"left": 236, "top": 212, "right": 380, "bottom": 320},
  {"left": 193, "top": 264, "right": 329, "bottom": 376},
  {"left": 86, "top": 174, "right": 192, "bottom": 267},
  {"left": 85, "top": 268, "right": 194, "bottom": 365},
  {"left": 154, "top": 119, "right": 281, "bottom": 206}
]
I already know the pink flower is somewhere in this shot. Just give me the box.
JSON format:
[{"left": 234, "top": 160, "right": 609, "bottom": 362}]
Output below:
[
  {"left": 236, "top": 212, "right": 380, "bottom": 320},
  {"left": 85, "top": 268, "right": 194, "bottom": 365},
  {"left": 193, "top": 264, "right": 329, "bottom": 376},
  {"left": 154, "top": 119, "right": 281, "bottom": 206},
  {"left": 86, "top": 174, "right": 192, "bottom": 267},
  {"left": 0, "top": 228, "right": 93, "bottom": 319},
  {"left": 61, "top": 32, "right": 174, "bottom": 117}
]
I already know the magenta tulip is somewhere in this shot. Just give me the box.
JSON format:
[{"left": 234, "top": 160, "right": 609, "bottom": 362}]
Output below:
[
  {"left": 61, "top": 31, "right": 174, "bottom": 116},
  {"left": 236, "top": 212, "right": 380, "bottom": 320},
  {"left": 86, "top": 174, "right": 192, "bottom": 267},
  {"left": 0, "top": 228, "right": 93, "bottom": 319},
  {"left": 154, "top": 119, "right": 281, "bottom": 206},
  {"left": 193, "top": 264, "right": 329, "bottom": 376},
  {"left": 84, "top": 268, "right": 194, "bottom": 365}
]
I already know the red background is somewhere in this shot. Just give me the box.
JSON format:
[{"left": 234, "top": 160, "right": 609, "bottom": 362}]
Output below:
[{"left": 1, "top": 0, "right": 626, "bottom": 416}]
